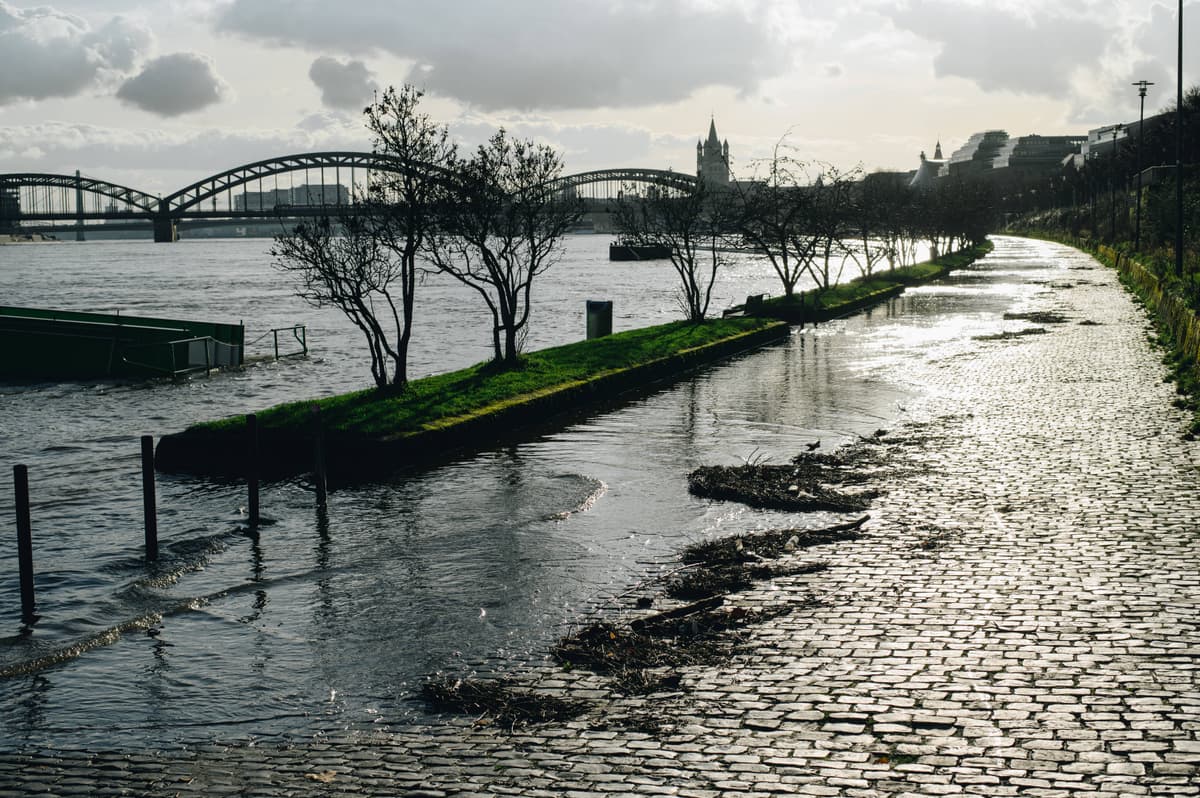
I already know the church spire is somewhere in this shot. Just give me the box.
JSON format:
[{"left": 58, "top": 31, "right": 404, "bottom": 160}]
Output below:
[
  {"left": 934, "top": 140, "right": 943, "bottom": 160},
  {"left": 697, "top": 118, "right": 730, "bottom": 187}
]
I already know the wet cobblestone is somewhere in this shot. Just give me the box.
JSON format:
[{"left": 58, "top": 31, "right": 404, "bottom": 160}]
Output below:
[{"left": 3, "top": 236, "right": 1199, "bottom": 794}]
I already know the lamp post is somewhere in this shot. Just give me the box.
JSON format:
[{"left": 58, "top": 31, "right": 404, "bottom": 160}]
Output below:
[
  {"left": 1176, "top": 0, "right": 1184, "bottom": 278},
  {"left": 1133, "top": 80, "right": 1154, "bottom": 251},
  {"left": 1110, "top": 124, "right": 1124, "bottom": 241}
]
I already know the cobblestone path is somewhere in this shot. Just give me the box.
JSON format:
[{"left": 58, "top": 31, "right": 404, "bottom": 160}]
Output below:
[{"left": 3, "top": 237, "right": 1199, "bottom": 795}]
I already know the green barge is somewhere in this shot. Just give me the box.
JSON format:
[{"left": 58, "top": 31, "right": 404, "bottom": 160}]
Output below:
[{"left": 0, "top": 306, "right": 244, "bottom": 380}]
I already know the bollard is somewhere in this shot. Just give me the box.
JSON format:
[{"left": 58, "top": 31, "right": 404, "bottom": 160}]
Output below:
[
  {"left": 586, "top": 300, "right": 613, "bottom": 339},
  {"left": 13, "top": 465, "right": 36, "bottom": 624},
  {"left": 247, "top": 413, "right": 260, "bottom": 528},
  {"left": 311, "top": 405, "right": 328, "bottom": 508},
  {"left": 141, "top": 436, "right": 159, "bottom": 560}
]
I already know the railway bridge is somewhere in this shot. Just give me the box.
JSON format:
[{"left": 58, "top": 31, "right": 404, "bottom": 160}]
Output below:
[{"left": 0, "top": 153, "right": 699, "bottom": 242}]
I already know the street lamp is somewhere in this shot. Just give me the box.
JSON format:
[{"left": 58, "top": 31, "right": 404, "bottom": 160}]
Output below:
[
  {"left": 1133, "top": 80, "right": 1154, "bottom": 251},
  {"left": 1175, "top": 0, "right": 1184, "bottom": 278},
  {"left": 1110, "top": 123, "right": 1124, "bottom": 241}
]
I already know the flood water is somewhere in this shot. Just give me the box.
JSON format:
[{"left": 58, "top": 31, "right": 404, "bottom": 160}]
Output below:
[{"left": 0, "top": 234, "right": 1059, "bottom": 749}]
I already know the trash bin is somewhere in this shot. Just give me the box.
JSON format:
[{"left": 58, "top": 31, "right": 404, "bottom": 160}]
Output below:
[{"left": 586, "top": 300, "right": 613, "bottom": 339}]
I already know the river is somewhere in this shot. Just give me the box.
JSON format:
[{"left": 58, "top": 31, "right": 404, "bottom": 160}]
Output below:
[{"left": 0, "top": 233, "right": 1044, "bottom": 749}]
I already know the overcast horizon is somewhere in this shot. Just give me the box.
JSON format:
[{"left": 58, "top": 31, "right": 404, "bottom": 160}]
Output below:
[{"left": 0, "top": 0, "right": 1196, "bottom": 195}]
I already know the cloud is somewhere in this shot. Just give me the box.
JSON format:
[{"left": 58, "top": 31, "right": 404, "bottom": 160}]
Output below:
[
  {"left": 0, "top": 118, "right": 370, "bottom": 194},
  {"left": 0, "top": 2, "right": 153, "bottom": 104},
  {"left": 116, "top": 52, "right": 229, "bottom": 116},
  {"left": 215, "top": 0, "right": 790, "bottom": 110},
  {"left": 1132, "top": 2, "right": 1200, "bottom": 110},
  {"left": 308, "top": 56, "right": 377, "bottom": 110},
  {"left": 883, "top": 0, "right": 1114, "bottom": 99}
]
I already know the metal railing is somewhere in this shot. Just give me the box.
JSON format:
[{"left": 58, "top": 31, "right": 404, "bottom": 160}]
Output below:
[
  {"left": 121, "top": 335, "right": 242, "bottom": 378},
  {"left": 248, "top": 325, "right": 308, "bottom": 360}
]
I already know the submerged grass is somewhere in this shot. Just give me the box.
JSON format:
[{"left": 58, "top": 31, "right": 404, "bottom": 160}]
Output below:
[
  {"left": 196, "top": 316, "right": 782, "bottom": 438},
  {"left": 759, "top": 242, "right": 994, "bottom": 317}
]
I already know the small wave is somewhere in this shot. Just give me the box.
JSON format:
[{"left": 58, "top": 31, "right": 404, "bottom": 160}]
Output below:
[
  {"left": 0, "top": 612, "right": 163, "bottom": 678},
  {"left": 546, "top": 474, "right": 607, "bottom": 521}
]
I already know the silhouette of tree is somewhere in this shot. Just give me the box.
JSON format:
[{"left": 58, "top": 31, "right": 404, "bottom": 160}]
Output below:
[
  {"left": 425, "top": 130, "right": 583, "bottom": 365},
  {"left": 615, "top": 179, "right": 736, "bottom": 322},
  {"left": 272, "top": 84, "right": 456, "bottom": 390}
]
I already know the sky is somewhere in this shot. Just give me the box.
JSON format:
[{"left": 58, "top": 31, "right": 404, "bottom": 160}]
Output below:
[{"left": 0, "top": 0, "right": 1196, "bottom": 196}]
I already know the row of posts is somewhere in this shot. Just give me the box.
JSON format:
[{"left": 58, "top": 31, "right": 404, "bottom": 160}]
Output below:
[
  {"left": 14, "top": 301, "right": 606, "bottom": 624},
  {"left": 11, "top": 407, "right": 328, "bottom": 627}
]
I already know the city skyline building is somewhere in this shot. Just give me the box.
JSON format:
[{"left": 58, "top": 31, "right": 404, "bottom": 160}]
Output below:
[{"left": 696, "top": 118, "right": 730, "bottom": 186}]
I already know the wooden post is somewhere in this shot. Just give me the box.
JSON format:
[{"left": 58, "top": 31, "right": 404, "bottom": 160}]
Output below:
[
  {"left": 247, "top": 414, "right": 260, "bottom": 528},
  {"left": 13, "top": 465, "right": 36, "bottom": 624},
  {"left": 311, "top": 405, "right": 328, "bottom": 508},
  {"left": 141, "top": 436, "right": 159, "bottom": 560}
]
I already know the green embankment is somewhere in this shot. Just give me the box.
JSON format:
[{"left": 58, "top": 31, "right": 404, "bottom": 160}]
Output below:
[
  {"left": 744, "top": 242, "right": 994, "bottom": 323},
  {"left": 156, "top": 316, "right": 789, "bottom": 478},
  {"left": 158, "top": 243, "right": 994, "bottom": 479}
]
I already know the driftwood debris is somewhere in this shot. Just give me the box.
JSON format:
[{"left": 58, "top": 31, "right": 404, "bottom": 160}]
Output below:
[
  {"left": 420, "top": 677, "right": 588, "bottom": 727},
  {"left": 680, "top": 515, "right": 869, "bottom": 566}
]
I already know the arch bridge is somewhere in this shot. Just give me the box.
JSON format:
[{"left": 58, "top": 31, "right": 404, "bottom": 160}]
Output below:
[{"left": 0, "top": 154, "right": 697, "bottom": 242}]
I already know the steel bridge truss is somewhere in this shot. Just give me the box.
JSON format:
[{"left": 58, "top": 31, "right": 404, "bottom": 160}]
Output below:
[{"left": 1, "top": 155, "right": 701, "bottom": 233}]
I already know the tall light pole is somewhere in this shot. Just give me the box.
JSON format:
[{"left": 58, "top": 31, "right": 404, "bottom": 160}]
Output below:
[
  {"left": 1176, "top": 0, "right": 1184, "bottom": 278},
  {"left": 1110, "top": 123, "right": 1124, "bottom": 241},
  {"left": 1133, "top": 80, "right": 1154, "bottom": 251}
]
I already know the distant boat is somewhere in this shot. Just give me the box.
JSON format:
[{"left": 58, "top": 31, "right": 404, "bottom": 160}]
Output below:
[{"left": 609, "top": 239, "right": 671, "bottom": 261}]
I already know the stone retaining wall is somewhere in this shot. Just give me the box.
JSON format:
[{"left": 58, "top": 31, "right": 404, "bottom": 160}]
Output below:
[{"left": 1096, "top": 244, "right": 1200, "bottom": 365}]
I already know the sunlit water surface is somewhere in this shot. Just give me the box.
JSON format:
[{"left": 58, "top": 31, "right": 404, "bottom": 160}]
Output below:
[{"left": 0, "top": 234, "right": 1071, "bottom": 748}]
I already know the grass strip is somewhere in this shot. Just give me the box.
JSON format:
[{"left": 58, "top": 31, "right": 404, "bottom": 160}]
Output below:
[{"left": 190, "top": 316, "right": 784, "bottom": 440}]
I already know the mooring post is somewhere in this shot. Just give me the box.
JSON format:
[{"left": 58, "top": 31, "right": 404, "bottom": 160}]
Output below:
[
  {"left": 13, "top": 465, "right": 36, "bottom": 624},
  {"left": 247, "top": 413, "right": 260, "bottom": 529},
  {"left": 140, "top": 436, "right": 159, "bottom": 560},
  {"left": 311, "top": 404, "right": 328, "bottom": 508}
]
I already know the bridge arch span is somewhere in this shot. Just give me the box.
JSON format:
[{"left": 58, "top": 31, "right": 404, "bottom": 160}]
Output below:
[
  {"left": 161, "top": 151, "right": 451, "bottom": 213},
  {"left": 0, "top": 173, "right": 160, "bottom": 216},
  {"left": 552, "top": 168, "right": 699, "bottom": 199}
]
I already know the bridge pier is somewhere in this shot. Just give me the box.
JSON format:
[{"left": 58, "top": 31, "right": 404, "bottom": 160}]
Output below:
[
  {"left": 74, "top": 170, "right": 85, "bottom": 242},
  {"left": 153, "top": 217, "right": 178, "bottom": 243},
  {"left": 153, "top": 199, "right": 177, "bottom": 242}
]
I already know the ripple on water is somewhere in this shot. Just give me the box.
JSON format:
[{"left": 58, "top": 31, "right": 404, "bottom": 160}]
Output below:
[{"left": 0, "top": 236, "right": 1028, "bottom": 746}]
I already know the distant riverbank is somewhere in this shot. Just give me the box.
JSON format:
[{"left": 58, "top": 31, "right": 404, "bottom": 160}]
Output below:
[{"left": 0, "top": 232, "right": 57, "bottom": 244}]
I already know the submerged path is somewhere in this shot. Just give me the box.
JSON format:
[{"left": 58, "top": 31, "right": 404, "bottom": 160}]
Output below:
[{"left": 4, "top": 236, "right": 1200, "bottom": 795}]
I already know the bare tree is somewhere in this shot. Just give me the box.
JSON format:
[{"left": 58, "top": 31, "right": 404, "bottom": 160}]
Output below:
[
  {"left": 847, "top": 171, "right": 907, "bottom": 277},
  {"left": 425, "top": 130, "right": 582, "bottom": 365},
  {"left": 616, "top": 179, "right": 734, "bottom": 322},
  {"left": 803, "top": 165, "right": 859, "bottom": 290},
  {"left": 271, "top": 84, "right": 455, "bottom": 390},
  {"left": 734, "top": 139, "right": 813, "bottom": 297},
  {"left": 272, "top": 213, "right": 410, "bottom": 389}
]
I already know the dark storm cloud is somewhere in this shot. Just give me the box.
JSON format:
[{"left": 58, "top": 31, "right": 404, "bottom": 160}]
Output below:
[
  {"left": 215, "top": 0, "right": 789, "bottom": 110},
  {"left": 884, "top": 0, "right": 1114, "bottom": 98},
  {"left": 309, "top": 56, "right": 378, "bottom": 110},
  {"left": 116, "top": 52, "right": 229, "bottom": 116},
  {"left": 0, "top": 2, "right": 153, "bottom": 103}
]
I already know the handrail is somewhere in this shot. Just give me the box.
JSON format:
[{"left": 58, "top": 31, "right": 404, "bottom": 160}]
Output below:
[
  {"left": 121, "top": 335, "right": 239, "bottom": 378},
  {"left": 248, "top": 325, "right": 308, "bottom": 359}
]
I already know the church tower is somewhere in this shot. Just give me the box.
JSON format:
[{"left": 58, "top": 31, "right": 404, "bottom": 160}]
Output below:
[{"left": 696, "top": 118, "right": 730, "bottom": 186}]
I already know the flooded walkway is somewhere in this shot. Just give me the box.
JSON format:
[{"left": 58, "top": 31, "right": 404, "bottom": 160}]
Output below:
[{"left": 4, "top": 236, "right": 1200, "bottom": 796}]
